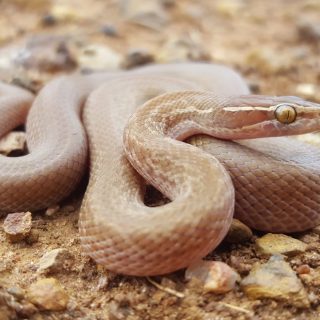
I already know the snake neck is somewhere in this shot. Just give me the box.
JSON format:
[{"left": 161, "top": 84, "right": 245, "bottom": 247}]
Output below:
[{"left": 124, "top": 92, "right": 269, "bottom": 143}]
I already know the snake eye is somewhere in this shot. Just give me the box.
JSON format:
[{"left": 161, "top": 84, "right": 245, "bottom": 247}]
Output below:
[{"left": 275, "top": 104, "right": 297, "bottom": 124}]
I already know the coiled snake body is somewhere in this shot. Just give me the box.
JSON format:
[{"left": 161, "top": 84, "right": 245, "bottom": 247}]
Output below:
[{"left": 1, "top": 63, "right": 320, "bottom": 275}]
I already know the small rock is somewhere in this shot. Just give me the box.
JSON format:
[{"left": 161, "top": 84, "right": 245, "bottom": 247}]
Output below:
[
  {"left": 101, "top": 25, "right": 119, "bottom": 37},
  {"left": 304, "top": 267, "right": 320, "bottom": 286},
  {"left": 215, "top": 0, "right": 245, "bottom": 18},
  {"left": 108, "top": 300, "right": 131, "bottom": 320},
  {"left": 248, "top": 81, "right": 261, "bottom": 94},
  {"left": 45, "top": 205, "right": 60, "bottom": 217},
  {"left": 241, "top": 255, "right": 310, "bottom": 308},
  {"left": 3, "top": 212, "right": 32, "bottom": 243},
  {"left": 7, "top": 287, "right": 25, "bottom": 300},
  {"left": 296, "top": 83, "right": 317, "bottom": 100},
  {"left": 10, "top": 73, "right": 40, "bottom": 93},
  {"left": 308, "top": 291, "right": 319, "bottom": 305},
  {"left": 120, "top": 0, "right": 169, "bottom": 30},
  {"left": 161, "top": 0, "right": 175, "bottom": 8},
  {"left": 41, "top": 14, "right": 57, "bottom": 26},
  {"left": 256, "top": 233, "right": 307, "bottom": 256},
  {"left": 25, "top": 230, "right": 39, "bottom": 245},
  {"left": 297, "top": 20, "right": 320, "bottom": 42},
  {"left": 229, "top": 255, "right": 252, "bottom": 274},
  {"left": 298, "top": 232, "right": 319, "bottom": 244},
  {"left": 0, "top": 132, "right": 26, "bottom": 156},
  {"left": 0, "top": 289, "right": 18, "bottom": 320},
  {"left": 224, "top": 219, "right": 252, "bottom": 244},
  {"left": 302, "top": 251, "right": 320, "bottom": 268},
  {"left": 37, "top": 248, "right": 75, "bottom": 274},
  {"left": 185, "top": 260, "right": 240, "bottom": 293},
  {"left": 17, "top": 302, "right": 38, "bottom": 318},
  {"left": 0, "top": 285, "right": 38, "bottom": 319},
  {"left": 77, "top": 44, "right": 121, "bottom": 70},
  {"left": 246, "top": 48, "right": 294, "bottom": 75},
  {"left": 15, "top": 36, "right": 77, "bottom": 73},
  {"left": 27, "top": 278, "right": 69, "bottom": 311},
  {"left": 296, "top": 264, "right": 311, "bottom": 275},
  {"left": 50, "top": 4, "right": 84, "bottom": 22},
  {"left": 157, "top": 35, "right": 211, "bottom": 63},
  {"left": 97, "top": 276, "right": 109, "bottom": 291},
  {"left": 122, "top": 49, "right": 155, "bottom": 69}
]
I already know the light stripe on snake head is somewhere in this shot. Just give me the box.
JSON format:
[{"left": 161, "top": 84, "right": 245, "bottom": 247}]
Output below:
[{"left": 221, "top": 95, "right": 320, "bottom": 139}]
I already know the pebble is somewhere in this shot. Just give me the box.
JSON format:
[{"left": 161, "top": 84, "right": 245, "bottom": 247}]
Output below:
[
  {"left": 50, "top": 4, "right": 84, "bottom": 22},
  {"left": 15, "top": 36, "right": 77, "bottom": 73},
  {"left": 229, "top": 255, "right": 252, "bottom": 274},
  {"left": 0, "top": 288, "right": 20, "bottom": 320},
  {"left": 223, "top": 219, "right": 253, "bottom": 244},
  {"left": 295, "top": 83, "right": 317, "bottom": 100},
  {"left": 3, "top": 212, "right": 32, "bottom": 243},
  {"left": 96, "top": 276, "right": 109, "bottom": 291},
  {"left": 248, "top": 81, "right": 261, "bottom": 94},
  {"left": 41, "top": 14, "right": 57, "bottom": 26},
  {"left": 101, "top": 25, "right": 119, "bottom": 37},
  {"left": 296, "top": 264, "right": 311, "bottom": 275},
  {"left": 37, "top": 248, "right": 75, "bottom": 274},
  {"left": 27, "top": 278, "right": 69, "bottom": 311},
  {"left": 302, "top": 267, "right": 320, "bottom": 287},
  {"left": 246, "top": 48, "right": 293, "bottom": 75},
  {"left": 45, "top": 205, "right": 60, "bottom": 217},
  {"left": 161, "top": 0, "right": 175, "bottom": 8},
  {"left": 77, "top": 44, "right": 121, "bottom": 70},
  {"left": 298, "top": 232, "right": 319, "bottom": 244},
  {"left": 122, "top": 48, "right": 155, "bottom": 69},
  {"left": 241, "top": 255, "right": 310, "bottom": 308},
  {"left": 10, "top": 73, "right": 41, "bottom": 93},
  {"left": 297, "top": 20, "right": 320, "bottom": 42},
  {"left": 215, "top": 0, "right": 245, "bottom": 18},
  {"left": 0, "top": 286, "right": 38, "bottom": 319},
  {"left": 120, "top": 0, "right": 169, "bottom": 30},
  {"left": 255, "top": 233, "right": 307, "bottom": 256},
  {"left": 7, "top": 287, "right": 25, "bottom": 301},
  {"left": 185, "top": 260, "right": 240, "bottom": 293},
  {"left": 301, "top": 251, "right": 320, "bottom": 268},
  {"left": 0, "top": 132, "right": 26, "bottom": 156},
  {"left": 157, "top": 35, "right": 211, "bottom": 63}
]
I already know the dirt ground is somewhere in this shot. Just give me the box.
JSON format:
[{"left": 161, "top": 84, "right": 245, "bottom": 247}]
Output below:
[{"left": 0, "top": 0, "right": 320, "bottom": 319}]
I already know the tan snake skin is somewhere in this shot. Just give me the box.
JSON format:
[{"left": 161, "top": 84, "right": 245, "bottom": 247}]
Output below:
[{"left": 1, "top": 63, "right": 320, "bottom": 276}]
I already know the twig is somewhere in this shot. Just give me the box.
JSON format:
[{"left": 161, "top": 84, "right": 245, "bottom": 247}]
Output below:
[
  {"left": 146, "top": 277, "right": 185, "bottom": 298},
  {"left": 218, "top": 302, "right": 254, "bottom": 316}
]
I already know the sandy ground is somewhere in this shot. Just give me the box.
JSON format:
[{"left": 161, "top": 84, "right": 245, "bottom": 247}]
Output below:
[{"left": 0, "top": 0, "right": 320, "bottom": 319}]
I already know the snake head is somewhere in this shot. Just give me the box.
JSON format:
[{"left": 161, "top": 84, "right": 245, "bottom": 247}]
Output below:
[{"left": 221, "top": 95, "right": 320, "bottom": 139}]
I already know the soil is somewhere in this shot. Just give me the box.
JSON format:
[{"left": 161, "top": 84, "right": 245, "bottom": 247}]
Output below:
[{"left": 0, "top": 0, "right": 320, "bottom": 319}]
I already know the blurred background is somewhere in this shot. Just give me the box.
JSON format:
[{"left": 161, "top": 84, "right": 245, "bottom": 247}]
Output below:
[{"left": 0, "top": 0, "right": 319, "bottom": 101}]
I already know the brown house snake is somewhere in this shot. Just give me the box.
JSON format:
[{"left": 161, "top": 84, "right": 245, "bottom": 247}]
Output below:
[{"left": 1, "top": 63, "right": 320, "bottom": 275}]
